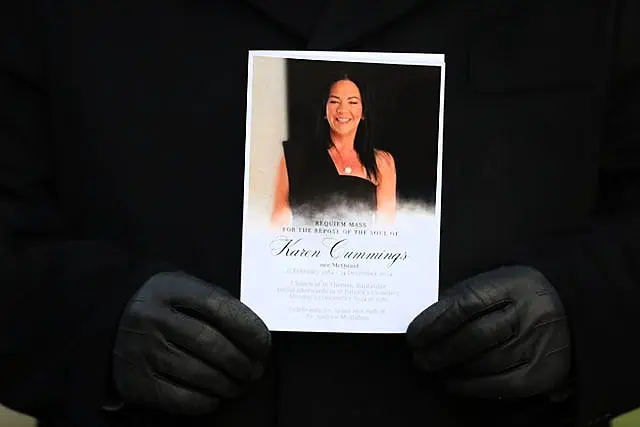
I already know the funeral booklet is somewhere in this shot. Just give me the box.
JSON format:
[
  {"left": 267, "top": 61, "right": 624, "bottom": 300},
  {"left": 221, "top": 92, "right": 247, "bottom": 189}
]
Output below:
[{"left": 240, "top": 50, "right": 445, "bottom": 333}]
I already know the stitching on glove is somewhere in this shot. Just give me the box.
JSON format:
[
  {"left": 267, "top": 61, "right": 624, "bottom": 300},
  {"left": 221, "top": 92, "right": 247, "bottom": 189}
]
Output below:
[
  {"left": 544, "top": 344, "right": 569, "bottom": 358},
  {"left": 532, "top": 316, "right": 567, "bottom": 330}
]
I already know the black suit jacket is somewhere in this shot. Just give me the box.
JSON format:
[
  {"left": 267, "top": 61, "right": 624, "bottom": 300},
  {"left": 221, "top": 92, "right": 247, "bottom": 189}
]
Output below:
[{"left": 1, "top": 1, "right": 639, "bottom": 426}]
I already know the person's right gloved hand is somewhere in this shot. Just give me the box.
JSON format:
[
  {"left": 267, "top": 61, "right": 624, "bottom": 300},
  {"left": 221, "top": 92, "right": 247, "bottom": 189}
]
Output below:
[{"left": 110, "top": 271, "right": 272, "bottom": 416}]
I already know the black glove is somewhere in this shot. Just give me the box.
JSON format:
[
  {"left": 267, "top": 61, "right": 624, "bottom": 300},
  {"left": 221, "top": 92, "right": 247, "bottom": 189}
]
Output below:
[
  {"left": 110, "top": 271, "right": 272, "bottom": 415},
  {"left": 406, "top": 265, "right": 571, "bottom": 401}
]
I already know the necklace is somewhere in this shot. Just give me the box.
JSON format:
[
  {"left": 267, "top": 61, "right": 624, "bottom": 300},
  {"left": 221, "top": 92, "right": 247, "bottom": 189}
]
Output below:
[{"left": 332, "top": 147, "right": 354, "bottom": 174}]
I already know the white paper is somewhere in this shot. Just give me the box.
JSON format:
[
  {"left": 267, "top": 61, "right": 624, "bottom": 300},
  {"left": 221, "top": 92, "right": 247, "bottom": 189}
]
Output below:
[{"left": 240, "top": 50, "right": 445, "bottom": 333}]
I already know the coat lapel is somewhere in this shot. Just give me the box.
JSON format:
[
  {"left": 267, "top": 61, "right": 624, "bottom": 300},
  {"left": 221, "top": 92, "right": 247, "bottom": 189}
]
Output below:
[
  {"left": 245, "top": 0, "right": 428, "bottom": 49},
  {"left": 308, "top": 0, "right": 428, "bottom": 49}
]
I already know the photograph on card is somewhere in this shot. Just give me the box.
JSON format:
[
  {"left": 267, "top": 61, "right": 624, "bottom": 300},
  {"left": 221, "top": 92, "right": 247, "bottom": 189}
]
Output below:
[{"left": 241, "top": 51, "right": 445, "bottom": 333}]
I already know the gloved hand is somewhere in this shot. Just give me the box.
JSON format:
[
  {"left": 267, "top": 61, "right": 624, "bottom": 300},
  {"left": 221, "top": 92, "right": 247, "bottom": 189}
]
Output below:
[
  {"left": 406, "top": 265, "right": 571, "bottom": 401},
  {"left": 110, "top": 271, "right": 272, "bottom": 415}
]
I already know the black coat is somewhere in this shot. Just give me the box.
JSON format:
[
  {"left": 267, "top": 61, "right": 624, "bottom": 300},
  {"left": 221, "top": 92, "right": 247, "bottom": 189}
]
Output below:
[{"left": 1, "top": 1, "right": 639, "bottom": 426}]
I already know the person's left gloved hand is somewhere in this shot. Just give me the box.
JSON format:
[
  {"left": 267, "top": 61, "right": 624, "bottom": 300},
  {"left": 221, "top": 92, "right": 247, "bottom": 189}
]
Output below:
[{"left": 406, "top": 265, "right": 572, "bottom": 401}]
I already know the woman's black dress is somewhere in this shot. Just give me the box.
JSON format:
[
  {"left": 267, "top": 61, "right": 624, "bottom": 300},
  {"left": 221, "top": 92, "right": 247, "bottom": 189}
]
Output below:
[{"left": 282, "top": 140, "right": 377, "bottom": 223}]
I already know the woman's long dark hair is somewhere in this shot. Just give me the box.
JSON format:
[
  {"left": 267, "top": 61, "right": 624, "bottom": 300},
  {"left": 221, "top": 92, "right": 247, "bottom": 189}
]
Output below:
[{"left": 314, "top": 74, "right": 378, "bottom": 181}]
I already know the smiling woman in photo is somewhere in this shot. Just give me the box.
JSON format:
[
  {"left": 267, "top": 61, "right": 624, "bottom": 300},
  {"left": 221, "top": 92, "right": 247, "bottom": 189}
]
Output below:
[{"left": 271, "top": 75, "right": 397, "bottom": 227}]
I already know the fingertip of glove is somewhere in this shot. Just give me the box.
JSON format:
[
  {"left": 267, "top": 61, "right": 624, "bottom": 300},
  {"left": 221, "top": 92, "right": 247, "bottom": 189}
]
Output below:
[
  {"left": 257, "top": 335, "right": 273, "bottom": 361},
  {"left": 249, "top": 316, "right": 273, "bottom": 358},
  {"left": 405, "top": 315, "right": 425, "bottom": 348}
]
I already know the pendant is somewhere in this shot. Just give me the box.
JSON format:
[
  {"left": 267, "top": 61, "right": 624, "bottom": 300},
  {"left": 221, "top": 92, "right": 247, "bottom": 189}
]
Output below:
[{"left": 344, "top": 167, "right": 352, "bottom": 174}]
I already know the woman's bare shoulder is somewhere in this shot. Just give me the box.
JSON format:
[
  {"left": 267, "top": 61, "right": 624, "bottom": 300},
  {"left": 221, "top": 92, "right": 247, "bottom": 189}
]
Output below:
[{"left": 375, "top": 149, "right": 395, "bottom": 169}]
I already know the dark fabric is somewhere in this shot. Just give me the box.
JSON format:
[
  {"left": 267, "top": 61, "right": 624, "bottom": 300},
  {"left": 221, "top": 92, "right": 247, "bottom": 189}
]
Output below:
[
  {"left": 283, "top": 140, "right": 377, "bottom": 220},
  {"left": 0, "top": 0, "right": 638, "bottom": 427}
]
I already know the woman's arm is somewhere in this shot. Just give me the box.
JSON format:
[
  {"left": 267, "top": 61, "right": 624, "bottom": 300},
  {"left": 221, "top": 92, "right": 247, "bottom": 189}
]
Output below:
[
  {"left": 271, "top": 153, "right": 292, "bottom": 227},
  {"left": 375, "top": 150, "right": 397, "bottom": 223}
]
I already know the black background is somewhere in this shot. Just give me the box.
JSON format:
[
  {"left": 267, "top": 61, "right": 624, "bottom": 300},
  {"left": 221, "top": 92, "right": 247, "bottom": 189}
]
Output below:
[{"left": 286, "top": 58, "right": 442, "bottom": 204}]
